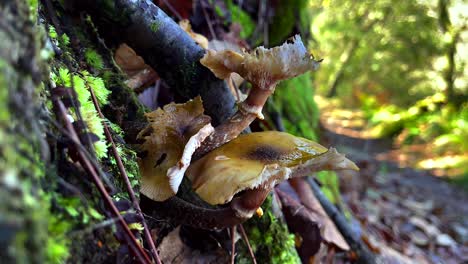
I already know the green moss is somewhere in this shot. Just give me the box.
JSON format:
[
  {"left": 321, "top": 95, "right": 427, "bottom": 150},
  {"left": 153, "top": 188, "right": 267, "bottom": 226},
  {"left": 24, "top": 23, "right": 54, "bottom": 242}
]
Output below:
[
  {"left": 236, "top": 196, "right": 300, "bottom": 264},
  {"left": 150, "top": 21, "right": 161, "bottom": 32},
  {"left": 268, "top": 0, "right": 310, "bottom": 46},
  {"left": 109, "top": 143, "right": 141, "bottom": 193},
  {"left": 51, "top": 67, "right": 111, "bottom": 159},
  {"left": 225, "top": 0, "right": 255, "bottom": 39},
  {"left": 1, "top": 68, "right": 50, "bottom": 263},
  {"left": 271, "top": 74, "right": 319, "bottom": 141},
  {"left": 85, "top": 49, "right": 104, "bottom": 71},
  {"left": 0, "top": 59, "right": 9, "bottom": 121}
]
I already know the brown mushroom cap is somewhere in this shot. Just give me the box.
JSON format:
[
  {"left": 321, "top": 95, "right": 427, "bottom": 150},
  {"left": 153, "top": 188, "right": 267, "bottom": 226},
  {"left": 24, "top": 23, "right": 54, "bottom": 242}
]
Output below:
[
  {"left": 186, "top": 131, "right": 358, "bottom": 205},
  {"left": 200, "top": 35, "right": 321, "bottom": 89},
  {"left": 138, "top": 97, "right": 213, "bottom": 201}
]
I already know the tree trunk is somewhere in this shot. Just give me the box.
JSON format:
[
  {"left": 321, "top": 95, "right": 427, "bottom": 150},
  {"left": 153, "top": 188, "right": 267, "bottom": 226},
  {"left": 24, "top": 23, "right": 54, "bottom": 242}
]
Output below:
[{"left": 0, "top": 0, "right": 50, "bottom": 263}]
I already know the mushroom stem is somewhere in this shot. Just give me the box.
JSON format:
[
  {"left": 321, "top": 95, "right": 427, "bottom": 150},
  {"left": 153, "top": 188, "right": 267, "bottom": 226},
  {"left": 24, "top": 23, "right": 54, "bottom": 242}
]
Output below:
[{"left": 194, "top": 84, "right": 275, "bottom": 159}]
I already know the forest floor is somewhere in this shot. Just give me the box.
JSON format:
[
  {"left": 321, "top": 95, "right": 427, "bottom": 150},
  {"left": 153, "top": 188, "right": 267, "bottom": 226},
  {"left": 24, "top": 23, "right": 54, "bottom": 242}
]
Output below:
[{"left": 320, "top": 105, "right": 468, "bottom": 263}]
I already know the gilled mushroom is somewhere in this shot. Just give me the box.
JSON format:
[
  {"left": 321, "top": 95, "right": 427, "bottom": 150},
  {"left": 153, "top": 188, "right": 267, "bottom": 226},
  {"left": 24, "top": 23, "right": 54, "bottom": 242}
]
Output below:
[
  {"left": 137, "top": 96, "right": 214, "bottom": 201},
  {"left": 186, "top": 131, "right": 358, "bottom": 218},
  {"left": 196, "top": 35, "right": 322, "bottom": 157}
]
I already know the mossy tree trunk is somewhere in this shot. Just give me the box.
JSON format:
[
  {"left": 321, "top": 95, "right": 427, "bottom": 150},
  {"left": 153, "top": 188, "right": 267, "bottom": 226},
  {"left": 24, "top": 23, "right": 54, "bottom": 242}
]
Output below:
[
  {"left": 1, "top": 0, "right": 305, "bottom": 263},
  {"left": 0, "top": 0, "right": 50, "bottom": 263}
]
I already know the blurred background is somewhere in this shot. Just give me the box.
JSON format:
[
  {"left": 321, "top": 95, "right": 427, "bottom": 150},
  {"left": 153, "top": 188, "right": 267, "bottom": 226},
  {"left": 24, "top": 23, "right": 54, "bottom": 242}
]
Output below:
[{"left": 308, "top": 0, "right": 468, "bottom": 183}]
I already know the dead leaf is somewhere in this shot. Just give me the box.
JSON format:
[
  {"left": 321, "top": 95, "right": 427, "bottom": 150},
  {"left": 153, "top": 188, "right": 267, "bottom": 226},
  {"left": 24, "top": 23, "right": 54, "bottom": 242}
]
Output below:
[
  {"left": 276, "top": 189, "right": 322, "bottom": 261},
  {"left": 114, "top": 43, "right": 159, "bottom": 89},
  {"left": 158, "top": 227, "right": 229, "bottom": 264},
  {"left": 179, "top": 19, "right": 209, "bottom": 49},
  {"left": 289, "top": 178, "right": 350, "bottom": 251}
]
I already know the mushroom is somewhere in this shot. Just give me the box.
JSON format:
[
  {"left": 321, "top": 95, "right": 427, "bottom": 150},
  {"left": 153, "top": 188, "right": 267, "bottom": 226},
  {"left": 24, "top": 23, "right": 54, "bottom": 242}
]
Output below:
[
  {"left": 186, "top": 131, "right": 358, "bottom": 217},
  {"left": 196, "top": 35, "right": 322, "bottom": 158},
  {"left": 137, "top": 96, "right": 214, "bottom": 201}
]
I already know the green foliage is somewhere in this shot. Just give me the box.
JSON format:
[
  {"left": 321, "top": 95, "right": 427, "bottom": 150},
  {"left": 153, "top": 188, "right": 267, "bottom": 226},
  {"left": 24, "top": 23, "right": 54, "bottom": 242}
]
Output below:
[
  {"left": 48, "top": 25, "right": 70, "bottom": 48},
  {"left": 271, "top": 74, "right": 320, "bottom": 141},
  {"left": 52, "top": 67, "right": 111, "bottom": 159},
  {"left": 268, "top": 0, "right": 310, "bottom": 46},
  {"left": 316, "top": 171, "right": 341, "bottom": 204},
  {"left": 84, "top": 49, "right": 104, "bottom": 71},
  {"left": 224, "top": 0, "right": 255, "bottom": 39},
  {"left": 362, "top": 92, "right": 468, "bottom": 168},
  {"left": 312, "top": 0, "right": 448, "bottom": 105},
  {"left": 237, "top": 196, "right": 300, "bottom": 264},
  {"left": 46, "top": 210, "right": 71, "bottom": 263}
]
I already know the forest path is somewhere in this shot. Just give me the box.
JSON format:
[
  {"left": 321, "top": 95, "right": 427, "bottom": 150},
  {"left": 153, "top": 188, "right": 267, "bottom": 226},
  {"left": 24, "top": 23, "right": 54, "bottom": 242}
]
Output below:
[{"left": 319, "top": 107, "right": 468, "bottom": 263}]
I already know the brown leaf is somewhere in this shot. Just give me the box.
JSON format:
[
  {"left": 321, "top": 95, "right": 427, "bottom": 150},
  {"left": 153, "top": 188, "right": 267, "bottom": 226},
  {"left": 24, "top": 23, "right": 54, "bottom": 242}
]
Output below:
[
  {"left": 289, "top": 178, "right": 350, "bottom": 251},
  {"left": 179, "top": 20, "right": 209, "bottom": 49},
  {"left": 114, "top": 44, "right": 159, "bottom": 89},
  {"left": 276, "top": 189, "right": 322, "bottom": 261}
]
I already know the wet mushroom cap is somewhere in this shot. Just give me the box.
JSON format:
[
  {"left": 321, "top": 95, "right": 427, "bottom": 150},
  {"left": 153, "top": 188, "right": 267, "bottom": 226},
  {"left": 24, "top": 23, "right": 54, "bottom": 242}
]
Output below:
[{"left": 186, "top": 131, "right": 353, "bottom": 205}]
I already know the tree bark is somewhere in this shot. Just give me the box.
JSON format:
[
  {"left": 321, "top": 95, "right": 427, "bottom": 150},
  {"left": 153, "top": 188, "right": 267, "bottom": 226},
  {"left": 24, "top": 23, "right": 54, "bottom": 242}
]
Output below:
[
  {"left": 0, "top": 0, "right": 50, "bottom": 262},
  {"left": 66, "top": 0, "right": 236, "bottom": 126}
]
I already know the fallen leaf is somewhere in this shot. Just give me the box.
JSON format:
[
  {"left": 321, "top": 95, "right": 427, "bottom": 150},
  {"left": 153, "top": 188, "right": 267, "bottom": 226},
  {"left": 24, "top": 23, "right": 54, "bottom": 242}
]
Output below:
[
  {"left": 114, "top": 43, "right": 159, "bottom": 89},
  {"left": 276, "top": 189, "right": 322, "bottom": 261},
  {"left": 179, "top": 19, "right": 209, "bottom": 49},
  {"left": 289, "top": 177, "right": 350, "bottom": 251}
]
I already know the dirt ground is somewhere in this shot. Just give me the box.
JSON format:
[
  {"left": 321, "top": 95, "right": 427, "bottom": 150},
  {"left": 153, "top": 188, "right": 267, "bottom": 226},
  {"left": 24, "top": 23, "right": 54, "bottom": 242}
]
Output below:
[{"left": 322, "top": 122, "right": 468, "bottom": 263}]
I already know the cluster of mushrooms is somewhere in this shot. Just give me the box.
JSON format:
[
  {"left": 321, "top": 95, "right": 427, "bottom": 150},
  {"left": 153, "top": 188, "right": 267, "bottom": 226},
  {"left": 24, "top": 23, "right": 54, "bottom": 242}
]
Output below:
[{"left": 137, "top": 35, "right": 358, "bottom": 226}]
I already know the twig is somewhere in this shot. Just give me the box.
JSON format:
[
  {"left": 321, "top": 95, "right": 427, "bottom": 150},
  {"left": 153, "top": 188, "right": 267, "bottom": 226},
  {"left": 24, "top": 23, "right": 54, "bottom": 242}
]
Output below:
[
  {"left": 200, "top": 0, "right": 217, "bottom": 40},
  {"left": 306, "top": 178, "right": 376, "bottom": 264},
  {"left": 89, "top": 88, "right": 162, "bottom": 264},
  {"left": 159, "top": 0, "right": 183, "bottom": 21},
  {"left": 230, "top": 225, "right": 236, "bottom": 264},
  {"left": 53, "top": 99, "right": 152, "bottom": 264},
  {"left": 239, "top": 224, "right": 257, "bottom": 264}
]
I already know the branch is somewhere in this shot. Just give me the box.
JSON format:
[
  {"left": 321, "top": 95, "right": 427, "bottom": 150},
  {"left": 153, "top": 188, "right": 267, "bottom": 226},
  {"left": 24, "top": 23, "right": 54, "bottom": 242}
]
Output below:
[{"left": 66, "top": 0, "right": 236, "bottom": 126}]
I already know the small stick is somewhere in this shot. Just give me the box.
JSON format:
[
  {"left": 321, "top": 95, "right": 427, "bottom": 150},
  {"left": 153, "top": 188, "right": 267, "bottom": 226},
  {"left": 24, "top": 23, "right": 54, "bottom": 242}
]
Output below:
[
  {"left": 239, "top": 224, "right": 257, "bottom": 264},
  {"left": 231, "top": 225, "right": 236, "bottom": 264},
  {"left": 54, "top": 99, "right": 152, "bottom": 264},
  {"left": 89, "top": 89, "right": 162, "bottom": 264},
  {"left": 159, "top": 0, "right": 183, "bottom": 21},
  {"left": 201, "top": 0, "right": 217, "bottom": 40}
]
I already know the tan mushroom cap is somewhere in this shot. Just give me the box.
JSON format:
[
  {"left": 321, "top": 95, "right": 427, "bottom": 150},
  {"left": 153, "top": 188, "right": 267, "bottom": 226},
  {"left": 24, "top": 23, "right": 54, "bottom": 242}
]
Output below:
[
  {"left": 200, "top": 35, "right": 321, "bottom": 89},
  {"left": 138, "top": 97, "right": 213, "bottom": 201},
  {"left": 186, "top": 131, "right": 358, "bottom": 205}
]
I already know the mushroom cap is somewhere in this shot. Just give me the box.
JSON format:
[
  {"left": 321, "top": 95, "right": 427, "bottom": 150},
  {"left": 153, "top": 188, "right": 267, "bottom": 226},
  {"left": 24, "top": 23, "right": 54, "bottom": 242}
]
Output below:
[
  {"left": 186, "top": 131, "right": 358, "bottom": 205},
  {"left": 138, "top": 96, "right": 213, "bottom": 201},
  {"left": 200, "top": 35, "right": 321, "bottom": 89}
]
